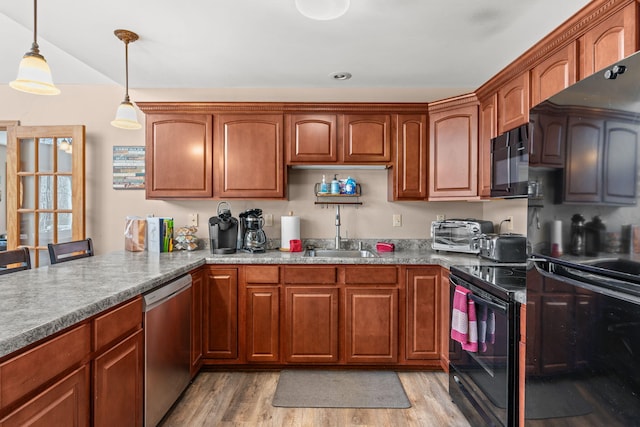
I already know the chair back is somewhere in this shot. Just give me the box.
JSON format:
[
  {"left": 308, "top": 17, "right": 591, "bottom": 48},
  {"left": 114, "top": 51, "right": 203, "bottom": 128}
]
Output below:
[
  {"left": 48, "top": 238, "right": 94, "bottom": 265},
  {"left": 0, "top": 247, "right": 31, "bottom": 275}
]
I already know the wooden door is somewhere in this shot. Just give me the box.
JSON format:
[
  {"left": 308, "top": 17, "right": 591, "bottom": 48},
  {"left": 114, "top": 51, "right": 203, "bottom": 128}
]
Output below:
[
  {"left": 145, "top": 114, "right": 213, "bottom": 198},
  {"left": 6, "top": 125, "right": 85, "bottom": 267},
  {"left": 345, "top": 288, "right": 398, "bottom": 363},
  {"left": 428, "top": 99, "right": 479, "bottom": 199},
  {"left": 540, "top": 294, "right": 573, "bottom": 374},
  {"left": 405, "top": 268, "right": 440, "bottom": 360},
  {"left": 498, "top": 72, "right": 530, "bottom": 134},
  {"left": 93, "top": 330, "right": 143, "bottom": 427},
  {"left": 0, "top": 366, "right": 90, "bottom": 427},
  {"left": 214, "top": 114, "right": 284, "bottom": 198},
  {"left": 286, "top": 114, "right": 338, "bottom": 163},
  {"left": 478, "top": 95, "right": 497, "bottom": 198},
  {"left": 246, "top": 286, "right": 280, "bottom": 362},
  {"left": 389, "top": 114, "right": 427, "bottom": 200},
  {"left": 343, "top": 114, "right": 391, "bottom": 162},
  {"left": 531, "top": 42, "right": 578, "bottom": 106},
  {"left": 204, "top": 268, "right": 238, "bottom": 359},
  {"left": 580, "top": 2, "right": 638, "bottom": 79},
  {"left": 530, "top": 111, "right": 566, "bottom": 167},
  {"left": 284, "top": 287, "right": 339, "bottom": 363}
]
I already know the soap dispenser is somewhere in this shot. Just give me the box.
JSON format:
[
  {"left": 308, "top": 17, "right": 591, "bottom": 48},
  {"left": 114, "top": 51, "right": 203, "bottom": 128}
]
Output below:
[
  {"left": 331, "top": 174, "right": 340, "bottom": 194},
  {"left": 319, "top": 175, "right": 328, "bottom": 193}
]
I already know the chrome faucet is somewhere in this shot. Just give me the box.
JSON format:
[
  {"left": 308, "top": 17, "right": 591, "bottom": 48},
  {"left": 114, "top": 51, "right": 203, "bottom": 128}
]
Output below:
[{"left": 334, "top": 205, "right": 341, "bottom": 250}]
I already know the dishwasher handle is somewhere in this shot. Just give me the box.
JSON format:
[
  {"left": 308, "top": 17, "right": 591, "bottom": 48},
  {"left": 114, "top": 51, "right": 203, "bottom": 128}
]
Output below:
[{"left": 143, "top": 274, "right": 192, "bottom": 312}]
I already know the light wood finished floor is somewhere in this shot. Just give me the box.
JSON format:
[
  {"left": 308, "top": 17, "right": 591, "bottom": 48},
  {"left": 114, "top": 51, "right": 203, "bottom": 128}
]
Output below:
[{"left": 159, "top": 371, "right": 471, "bottom": 427}]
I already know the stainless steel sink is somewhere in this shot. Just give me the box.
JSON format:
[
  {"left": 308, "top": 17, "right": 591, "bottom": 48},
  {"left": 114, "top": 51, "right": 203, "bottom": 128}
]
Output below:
[{"left": 303, "top": 249, "right": 379, "bottom": 258}]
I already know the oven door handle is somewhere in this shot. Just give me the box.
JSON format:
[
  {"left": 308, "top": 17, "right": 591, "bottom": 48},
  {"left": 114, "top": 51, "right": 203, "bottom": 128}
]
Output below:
[{"left": 468, "top": 293, "right": 507, "bottom": 314}]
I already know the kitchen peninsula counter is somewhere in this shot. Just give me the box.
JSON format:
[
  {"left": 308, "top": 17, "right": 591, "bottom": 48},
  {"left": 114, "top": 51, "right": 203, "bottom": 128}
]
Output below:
[{"left": 0, "top": 248, "right": 484, "bottom": 359}]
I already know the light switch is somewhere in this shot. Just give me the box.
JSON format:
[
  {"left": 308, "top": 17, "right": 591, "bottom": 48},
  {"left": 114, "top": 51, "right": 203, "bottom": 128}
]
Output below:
[{"left": 393, "top": 214, "right": 402, "bottom": 227}]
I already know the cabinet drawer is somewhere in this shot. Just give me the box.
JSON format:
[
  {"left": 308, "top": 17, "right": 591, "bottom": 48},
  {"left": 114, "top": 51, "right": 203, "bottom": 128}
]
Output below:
[
  {"left": 93, "top": 297, "right": 143, "bottom": 353},
  {"left": 245, "top": 266, "right": 280, "bottom": 284},
  {"left": 0, "top": 323, "right": 91, "bottom": 409},
  {"left": 283, "top": 266, "right": 337, "bottom": 284},
  {"left": 345, "top": 266, "right": 397, "bottom": 284}
]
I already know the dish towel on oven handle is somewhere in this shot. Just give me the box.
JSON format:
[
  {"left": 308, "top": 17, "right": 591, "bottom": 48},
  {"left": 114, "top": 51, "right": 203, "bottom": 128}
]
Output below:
[
  {"left": 478, "top": 305, "right": 496, "bottom": 353},
  {"left": 450, "top": 286, "right": 478, "bottom": 352}
]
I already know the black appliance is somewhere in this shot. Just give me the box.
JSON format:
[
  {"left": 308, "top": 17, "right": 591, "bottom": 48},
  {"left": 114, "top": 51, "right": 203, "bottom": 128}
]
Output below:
[
  {"left": 527, "top": 50, "right": 640, "bottom": 425},
  {"left": 238, "top": 208, "right": 267, "bottom": 253},
  {"left": 449, "top": 264, "right": 525, "bottom": 427},
  {"left": 208, "top": 201, "right": 238, "bottom": 254},
  {"left": 490, "top": 124, "right": 529, "bottom": 198}
]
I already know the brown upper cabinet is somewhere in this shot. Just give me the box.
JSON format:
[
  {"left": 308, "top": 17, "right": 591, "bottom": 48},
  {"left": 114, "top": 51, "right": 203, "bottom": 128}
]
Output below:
[
  {"left": 286, "top": 113, "right": 392, "bottom": 164},
  {"left": 144, "top": 114, "right": 213, "bottom": 199},
  {"left": 214, "top": 114, "right": 285, "bottom": 199},
  {"left": 580, "top": 2, "right": 638, "bottom": 80},
  {"left": 388, "top": 114, "right": 427, "bottom": 200},
  {"left": 478, "top": 94, "right": 498, "bottom": 198},
  {"left": 428, "top": 95, "right": 479, "bottom": 200},
  {"left": 286, "top": 114, "right": 339, "bottom": 163},
  {"left": 531, "top": 42, "right": 578, "bottom": 107},
  {"left": 498, "top": 72, "right": 530, "bottom": 135}
]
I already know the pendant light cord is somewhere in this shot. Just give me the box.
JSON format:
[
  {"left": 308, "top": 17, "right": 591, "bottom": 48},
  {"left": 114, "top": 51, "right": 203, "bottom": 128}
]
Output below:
[
  {"left": 31, "top": 0, "right": 41, "bottom": 57},
  {"left": 124, "top": 39, "right": 130, "bottom": 102}
]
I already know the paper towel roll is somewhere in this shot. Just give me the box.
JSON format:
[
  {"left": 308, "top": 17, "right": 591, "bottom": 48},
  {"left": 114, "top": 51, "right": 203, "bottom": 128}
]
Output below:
[
  {"left": 280, "top": 215, "right": 300, "bottom": 251},
  {"left": 551, "top": 220, "right": 563, "bottom": 256}
]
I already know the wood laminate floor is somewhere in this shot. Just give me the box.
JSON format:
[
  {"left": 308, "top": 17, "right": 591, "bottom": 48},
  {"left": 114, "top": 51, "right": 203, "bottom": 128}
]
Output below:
[{"left": 159, "top": 371, "right": 471, "bottom": 427}]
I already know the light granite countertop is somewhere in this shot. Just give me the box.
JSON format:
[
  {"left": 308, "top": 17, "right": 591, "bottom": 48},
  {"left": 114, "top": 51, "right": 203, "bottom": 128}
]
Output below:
[{"left": 0, "top": 246, "right": 490, "bottom": 359}]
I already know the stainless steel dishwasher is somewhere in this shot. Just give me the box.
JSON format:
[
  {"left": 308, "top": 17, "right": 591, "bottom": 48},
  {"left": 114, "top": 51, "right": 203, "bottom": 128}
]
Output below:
[{"left": 143, "top": 274, "right": 192, "bottom": 427}]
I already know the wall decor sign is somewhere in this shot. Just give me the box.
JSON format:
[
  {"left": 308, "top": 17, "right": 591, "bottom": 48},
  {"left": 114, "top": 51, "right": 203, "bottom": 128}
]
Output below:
[{"left": 113, "top": 146, "right": 145, "bottom": 189}]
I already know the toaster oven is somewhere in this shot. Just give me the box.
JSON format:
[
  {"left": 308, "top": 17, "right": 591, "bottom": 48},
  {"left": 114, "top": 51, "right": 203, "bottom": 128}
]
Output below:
[{"left": 431, "top": 219, "right": 494, "bottom": 254}]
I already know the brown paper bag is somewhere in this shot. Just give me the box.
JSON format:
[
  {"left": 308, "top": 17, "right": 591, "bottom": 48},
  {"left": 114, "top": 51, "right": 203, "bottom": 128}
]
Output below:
[{"left": 125, "top": 216, "right": 146, "bottom": 251}]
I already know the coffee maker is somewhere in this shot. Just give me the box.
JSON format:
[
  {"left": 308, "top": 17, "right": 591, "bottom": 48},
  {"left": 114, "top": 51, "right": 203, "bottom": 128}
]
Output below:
[
  {"left": 238, "top": 208, "right": 267, "bottom": 253},
  {"left": 208, "top": 202, "right": 238, "bottom": 254}
]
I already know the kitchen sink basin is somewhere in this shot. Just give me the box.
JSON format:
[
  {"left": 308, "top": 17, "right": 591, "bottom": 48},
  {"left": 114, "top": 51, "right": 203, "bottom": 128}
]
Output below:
[{"left": 303, "top": 249, "right": 379, "bottom": 258}]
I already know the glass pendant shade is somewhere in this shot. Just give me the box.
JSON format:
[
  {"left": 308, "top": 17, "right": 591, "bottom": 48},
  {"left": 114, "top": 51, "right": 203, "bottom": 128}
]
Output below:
[
  {"left": 295, "top": 0, "right": 350, "bottom": 20},
  {"left": 10, "top": 53, "right": 60, "bottom": 95},
  {"left": 111, "top": 100, "right": 142, "bottom": 130}
]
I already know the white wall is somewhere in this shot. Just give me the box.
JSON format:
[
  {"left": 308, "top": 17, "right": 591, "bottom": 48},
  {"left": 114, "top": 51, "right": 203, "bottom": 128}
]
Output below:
[{"left": 0, "top": 84, "right": 526, "bottom": 254}]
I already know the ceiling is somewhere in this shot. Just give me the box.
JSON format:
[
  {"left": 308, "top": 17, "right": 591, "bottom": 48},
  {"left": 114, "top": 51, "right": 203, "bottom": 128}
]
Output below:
[{"left": 0, "top": 0, "right": 591, "bottom": 101}]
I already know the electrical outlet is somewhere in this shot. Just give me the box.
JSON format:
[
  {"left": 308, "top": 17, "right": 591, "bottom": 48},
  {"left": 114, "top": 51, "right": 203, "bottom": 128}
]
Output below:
[
  {"left": 436, "top": 214, "right": 445, "bottom": 221},
  {"left": 393, "top": 214, "right": 402, "bottom": 227},
  {"left": 264, "top": 213, "right": 273, "bottom": 227},
  {"left": 188, "top": 213, "right": 199, "bottom": 227},
  {"left": 507, "top": 215, "right": 514, "bottom": 231}
]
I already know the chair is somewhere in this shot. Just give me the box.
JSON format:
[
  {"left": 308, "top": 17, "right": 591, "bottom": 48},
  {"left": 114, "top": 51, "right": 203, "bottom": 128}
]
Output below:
[
  {"left": 48, "top": 238, "right": 94, "bottom": 265},
  {"left": 0, "top": 247, "right": 31, "bottom": 275}
]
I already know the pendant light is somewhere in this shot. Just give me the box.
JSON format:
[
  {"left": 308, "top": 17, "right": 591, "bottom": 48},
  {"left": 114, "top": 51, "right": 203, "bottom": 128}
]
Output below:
[
  {"left": 111, "top": 29, "right": 141, "bottom": 130},
  {"left": 10, "top": 0, "right": 60, "bottom": 95},
  {"left": 295, "top": 0, "right": 350, "bottom": 20}
]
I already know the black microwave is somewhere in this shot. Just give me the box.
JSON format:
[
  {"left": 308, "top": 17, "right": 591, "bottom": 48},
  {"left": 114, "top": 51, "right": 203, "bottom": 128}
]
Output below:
[{"left": 490, "top": 124, "right": 529, "bottom": 198}]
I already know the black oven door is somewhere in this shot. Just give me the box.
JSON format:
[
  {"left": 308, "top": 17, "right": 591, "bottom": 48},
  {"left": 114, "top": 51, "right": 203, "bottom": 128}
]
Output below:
[{"left": 449, "top": 275, "right": 518, "bottom": 427}]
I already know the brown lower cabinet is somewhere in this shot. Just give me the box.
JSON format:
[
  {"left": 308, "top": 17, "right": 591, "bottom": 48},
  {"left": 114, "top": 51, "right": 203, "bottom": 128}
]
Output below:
[{"left": 201, "top": 264, "right": 443, "bottom": 368}]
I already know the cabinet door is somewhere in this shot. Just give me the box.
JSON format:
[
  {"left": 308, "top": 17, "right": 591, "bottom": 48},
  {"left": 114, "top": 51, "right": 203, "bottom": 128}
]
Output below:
[
  {"left": 345, "top": 288, "right": 398, "bottom": 363},
  {"left": 498, "top": 72, "right": 530, "bottom": 134},
  {"left": 0, "top": 366, "right": 90, "bottom": 427},
  {"left": 530, "top": 112, "right": 566, "bottom": 167},
  {"left": 405, "top": 268, "right": 440, "bottom": 360},
  {"left": 389, "top": 114, "right": 427, "bottom": 200},
  {"left": 439, "top": 268, "right": 450, "bottom": 369},
  {"left": 246, "top": 286, "right": 280, "bottom": 362},
  {"left": 214, "top": 114, "right": 284, "bottom": 198},
  {"left": 145, "top": 114, "right": 213, "bottom": 198},
  {"left": 286, "top": 114, "right": 338, "bottom": 163},
  {"left": 284, "top": 287, "right": 339, "bottom": 363},
  {"left": 428, "top": 102, "right": 478, "bottom": 199},
  {"left": 603, "top": 120, "right": 638, "bottom": 205},
  {"left": 343, "top": 114, "right": 391, "bottom": 162},
  {"left": 93, "top": 330, "right": 143, "bottom": 427},
  {"left": 580, "top": 2, "right": 638, "bottom": 79},
  {"left": 565, "top": 117, "right": 604, "bottom": 203},
  {"left": 191, "top": 268, "right": 204, "bottom": 376},
  {"left": 531, "top": 42, "right": 577, "bottom": 107},
  {"left": 204, "top": 268, "right": 238, "bottom": 359},
  {"left": 478, "top": 95, "right": 498, "bottom": 198},
  {"left": 540, "top": 294, "right": 573, "bottom": 374}
]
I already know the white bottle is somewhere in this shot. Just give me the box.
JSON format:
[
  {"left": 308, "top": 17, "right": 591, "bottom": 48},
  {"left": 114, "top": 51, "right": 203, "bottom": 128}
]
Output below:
[
  {"left": 331, "top": 174, "right": 340, "bottom": 194},
  {"left": 320, "top": 175, "right": 328, "bottom": 193}
]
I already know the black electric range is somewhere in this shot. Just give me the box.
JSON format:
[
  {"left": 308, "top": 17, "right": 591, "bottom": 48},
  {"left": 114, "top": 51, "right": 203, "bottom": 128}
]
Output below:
[{"left": 450, "top": 264, "right": 526, "bottom": 301}]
